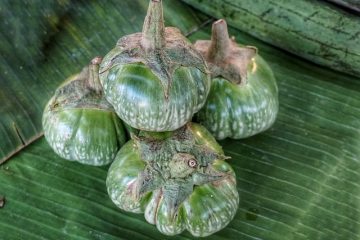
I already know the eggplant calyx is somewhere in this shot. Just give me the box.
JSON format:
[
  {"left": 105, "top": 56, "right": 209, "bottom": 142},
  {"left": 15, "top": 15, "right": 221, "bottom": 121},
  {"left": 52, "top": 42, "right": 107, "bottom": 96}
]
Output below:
[
  {"left": 135, "top": 152, "right": 229, "bottom": 216},
  {"left": 99, "top": 0, "right": 208, "bottom": 99},
  {"left": 50, "top": 57, "right": 112, "bottom": 111},
  {"left": 195, "top": 19, "right": 257, "bottom": 85},
  {"left": 132, "top": 124, "right": 230, "bottom": 213}
]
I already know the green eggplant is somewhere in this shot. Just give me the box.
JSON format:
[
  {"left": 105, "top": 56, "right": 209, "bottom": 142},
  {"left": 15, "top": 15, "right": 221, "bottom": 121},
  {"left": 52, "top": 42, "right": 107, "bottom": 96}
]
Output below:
[
  {"left": 195, "top": 19, "right": 278, "bottom": 140},
  {"left": 99, "top": 0, "right": 210, "bottom": 132},
  {"left": 107, "top": 123, "right": 239, "bottom": 237},
  {"left": 42, "top": 57, "right": 127, "bottom": 166}
]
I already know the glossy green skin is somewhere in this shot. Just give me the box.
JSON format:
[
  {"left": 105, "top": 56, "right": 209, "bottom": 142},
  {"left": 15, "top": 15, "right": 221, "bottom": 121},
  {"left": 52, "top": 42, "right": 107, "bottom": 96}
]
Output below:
[
  {"left": 100, "top": 61, "right": 210, "bottom": 131},
  {"left": 196, "top": 56, "right": 278, "bottom": 140},
  {"left": 107, "top": 124, "right": 239, "bottom": 237},
  {"left": 43, "top": 104, "right": 126, "bottom": 166}
]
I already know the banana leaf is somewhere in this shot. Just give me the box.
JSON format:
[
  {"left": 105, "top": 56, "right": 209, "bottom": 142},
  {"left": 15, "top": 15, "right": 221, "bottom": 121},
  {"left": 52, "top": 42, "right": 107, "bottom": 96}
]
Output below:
[
  {"left": 327, "top": 0, "right": 360, "bottom": 13},
  {"left": 1, "top": 0, "right": 360, "bottom": 239}
]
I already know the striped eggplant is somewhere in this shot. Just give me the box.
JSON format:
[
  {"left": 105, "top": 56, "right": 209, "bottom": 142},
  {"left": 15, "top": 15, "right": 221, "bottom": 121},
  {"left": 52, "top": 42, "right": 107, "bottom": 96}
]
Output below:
[
  {"left": 194, "top": 19, "right": 278, "bottom": 140},
  {"left": 99, "top": 0, "right": 210, "bottom": 132},
  {"left": 42, "top": 57, "right": 127, "bottom": 166},
  {"left": 106, "top": 123, "right": 239, "bottom": 237},
  {"left": 182, "top": 0, "right": 360, "bottom": 77}
]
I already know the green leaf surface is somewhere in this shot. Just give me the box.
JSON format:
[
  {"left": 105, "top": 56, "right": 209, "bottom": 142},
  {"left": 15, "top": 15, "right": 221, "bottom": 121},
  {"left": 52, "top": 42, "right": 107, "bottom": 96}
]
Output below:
[
  {"left": 1, "top": 0, "right": 360, "bottom": 239},
  {"left": 0, "top": 0, "right": 72, "bottom": 66}
]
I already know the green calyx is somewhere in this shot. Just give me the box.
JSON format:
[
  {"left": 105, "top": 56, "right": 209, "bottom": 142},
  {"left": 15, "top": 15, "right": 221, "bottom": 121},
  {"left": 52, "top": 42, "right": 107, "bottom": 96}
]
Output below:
[
  {"left": 99, "top": 0, "right": 208, "bottom": 98},
  {"left": 133, "top": 124, "right": 229, "bottom": 216},
  {"left": 50, "top": 57, "right": 112, "bottom": 111},
  {"left": 134, "top": 124, "right": 226, "bottom": 163},
  {"left": 195, "top": 19, "right": 257, "bottom": 85}
]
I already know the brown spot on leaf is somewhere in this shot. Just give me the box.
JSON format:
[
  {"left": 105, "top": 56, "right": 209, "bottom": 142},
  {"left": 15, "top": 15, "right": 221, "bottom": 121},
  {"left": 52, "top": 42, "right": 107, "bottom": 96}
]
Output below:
[
  {"left": 0, "top": 196, "right": 5, "bottom": 208},
  {"left": 246, "top": 208, "right": 259, "bottom": 221}
]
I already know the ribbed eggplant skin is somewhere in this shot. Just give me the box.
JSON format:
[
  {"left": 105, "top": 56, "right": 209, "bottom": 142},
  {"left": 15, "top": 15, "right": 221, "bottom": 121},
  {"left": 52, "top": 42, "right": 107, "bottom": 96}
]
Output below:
[
  {"left": 100, "top": 62, "right": 210, "bottom": 132},
  {"left": 43, "top": 105, "right": 126, "bottom": 166},
  {"left": 196, "top": 55, "right": 278, "bottom": 140}
]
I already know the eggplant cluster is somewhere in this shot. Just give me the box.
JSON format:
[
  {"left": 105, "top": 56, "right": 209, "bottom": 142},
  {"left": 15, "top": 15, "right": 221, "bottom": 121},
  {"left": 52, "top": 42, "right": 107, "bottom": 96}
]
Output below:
[{"left": 43, "top": 0, "right": 278, "bottom": 237}]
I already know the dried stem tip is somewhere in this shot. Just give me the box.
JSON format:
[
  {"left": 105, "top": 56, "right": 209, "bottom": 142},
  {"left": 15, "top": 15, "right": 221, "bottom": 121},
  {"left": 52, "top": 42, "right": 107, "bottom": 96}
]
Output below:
[
  {"left": 141, "top": 0, "right": 165, "bottom": 52},
  {"left": 207, "top": 19, "right": 231, "bottom": 62},
  {"left": 0, "top": 196, "right": 5, "bottom": 208},
  {"left": 91, "top": 56, "right": 103, "bottom": 65},
  {"left": 88, "top": 56, "right": 103, "bottom": 94}
]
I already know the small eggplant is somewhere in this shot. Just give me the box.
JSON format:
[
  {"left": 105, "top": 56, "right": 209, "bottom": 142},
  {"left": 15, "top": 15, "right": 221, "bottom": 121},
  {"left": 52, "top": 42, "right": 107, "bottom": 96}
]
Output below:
[
  {"left": 195, "top": 19, "right": 279, "bottom": 140},
  {"left": 99, "top": 0, "right": 210, "bottom": 132},
  {"left": 42, "top": 57, "right": 127, "bottom": 166},
  {"left": 107, "top": 123, "right": 239, "bottom": 237}
]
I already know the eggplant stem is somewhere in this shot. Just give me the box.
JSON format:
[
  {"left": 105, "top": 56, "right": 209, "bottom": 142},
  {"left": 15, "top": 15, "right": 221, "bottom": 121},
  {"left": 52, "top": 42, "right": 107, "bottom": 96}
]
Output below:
[
  {"left": 88, "top": 56, "right": 103, "bottom": 94},
  {"left": 207, "top": 19, "right": 231, "bottom": 62},
  {"left": 141, "top": 0, "right": 165, "bottom": 52}
]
